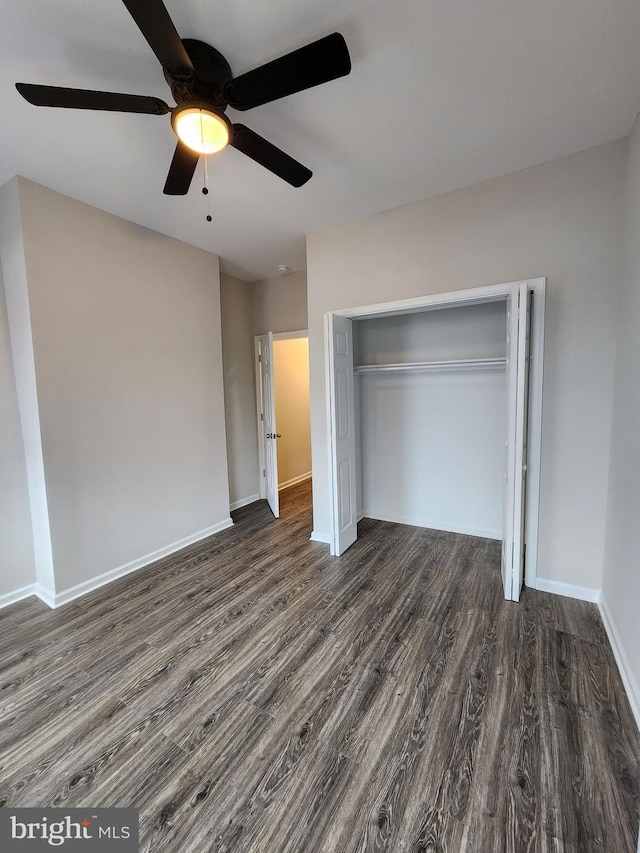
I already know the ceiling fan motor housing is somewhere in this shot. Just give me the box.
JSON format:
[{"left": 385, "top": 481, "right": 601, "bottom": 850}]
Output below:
[{"left": 164, "top": 39, "right": 233, "bottom": 110}]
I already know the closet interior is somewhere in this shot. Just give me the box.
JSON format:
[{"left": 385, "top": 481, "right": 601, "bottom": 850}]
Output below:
[{"left": 352, "top": 299, "right": 508, "bottom": 541}]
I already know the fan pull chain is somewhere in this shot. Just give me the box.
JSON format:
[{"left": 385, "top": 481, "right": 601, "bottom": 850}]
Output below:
[
  {"left": 198, "top": 109, "right": 212, "bottom": 222},
  {"left": 202, "top": 153, "right": 212, "bottom": 222}
]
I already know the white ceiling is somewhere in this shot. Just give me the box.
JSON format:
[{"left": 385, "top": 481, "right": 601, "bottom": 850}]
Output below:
[{"left": 2, "top": 0, "right": 640, "bottom": 281}]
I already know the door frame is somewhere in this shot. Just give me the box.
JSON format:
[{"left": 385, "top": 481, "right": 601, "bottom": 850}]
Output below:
[
  {"left": 254, "top": 329, "right": 309, "bottom": 502},
  {"left": 324, "top": 278, "right": 545, "bottom": 591}
]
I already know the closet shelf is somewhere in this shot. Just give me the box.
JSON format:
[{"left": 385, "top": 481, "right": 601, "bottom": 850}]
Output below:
[{"left": 353, "top": 357, "right": 507, "bottom": 374}]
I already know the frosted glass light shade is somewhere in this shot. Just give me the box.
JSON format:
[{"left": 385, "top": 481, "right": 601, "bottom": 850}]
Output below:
[{"left": 173, "top": 108, "right": 230, "bottom": 154}]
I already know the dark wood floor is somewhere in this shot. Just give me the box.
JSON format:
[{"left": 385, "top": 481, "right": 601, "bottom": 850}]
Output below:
[{"left": 0, "top": 480, "right": 638, "bottom": 852}]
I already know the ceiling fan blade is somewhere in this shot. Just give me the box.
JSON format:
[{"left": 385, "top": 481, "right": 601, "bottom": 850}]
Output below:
[
  {"left": 16, "top": 83, "right": 169, "bottom": 114},
  {"left": 231, "top": 124, "right": 312, "bottom": 187},
  {"left": 226, "top": 33, "right": 351, "bottom": 111},
  {"left": 121, "top": 0, "right": 193, "bottom": 75},
  {"left": 163, "top": 141, "right": 200, "bottom": 195}
]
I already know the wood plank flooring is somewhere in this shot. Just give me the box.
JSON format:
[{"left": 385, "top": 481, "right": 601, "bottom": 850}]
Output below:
[{"left": 0, "top": 480, "right": 638, "bottom": 851}]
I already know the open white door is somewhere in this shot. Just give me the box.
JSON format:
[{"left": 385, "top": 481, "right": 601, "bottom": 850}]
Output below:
[
  {"left": 326, "top": 313, "right": 357, "bottom": 555},
  {"left": 257, "top": 333, "right": 279, "bottom": 518},
  {"left": 502, "top": 283, "right": 531, "bottom": 600}
]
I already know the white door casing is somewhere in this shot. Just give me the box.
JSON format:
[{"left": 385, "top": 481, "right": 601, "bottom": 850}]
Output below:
[
  {"left": 523, "top": 284, "right": 545, "bottom": 589},
  {"left": 502, "top": 290, "right": 516, "bottom": 598},
  {"left": 326, "top": 313, "right": 357, "bottom": 555}
]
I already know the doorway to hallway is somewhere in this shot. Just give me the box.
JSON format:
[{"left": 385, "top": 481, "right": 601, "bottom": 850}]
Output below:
[{"left": 255, "top": 330, "right": 311, "bottom": 518}]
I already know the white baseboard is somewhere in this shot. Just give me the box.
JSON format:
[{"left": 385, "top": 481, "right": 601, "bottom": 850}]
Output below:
[
  {"left": 230, "top": 493, "right": 260, "bottom": 511},
  {"left": 0, "top": 582, "right": 59, "bottom": 611},
  {"left": 34, "top": 583, "right": 56, "bottom": 609},
  {"left": 0, "top": 583, "right": 38, "bottom": 610},
  {"left": 49, "top": 518, "right": 234, "bottom": 609},
  {"left": 534, "top": 577, "right": 601, "bottom": 603},
  {"left": 310, "top": 530, "right": 331, "bottom": 544},
  {"left": 362, "top": 510, "right": 500, "bottom": 540},
  {"left": 279, "top": 472, "right": 312, "bottom": 492},
  {"left": 599, "top": 595, "right": 640, "bottom": 733}
]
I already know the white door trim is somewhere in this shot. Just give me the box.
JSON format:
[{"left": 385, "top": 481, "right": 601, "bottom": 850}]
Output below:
[
  {"left": 324, "top": 278, "right": 546, "bottom": 588},
  {"left": 273, "top": 329, "right": 309, "bottom": 341},
  {"left": 331, "top": 281, "right": 518, "bottom": 320},
  {"left": 523, "top": 278, "right": 546, "bottom": 589}
]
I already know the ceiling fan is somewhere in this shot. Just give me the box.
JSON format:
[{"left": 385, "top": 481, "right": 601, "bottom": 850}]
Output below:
[{"left": 15, "top": 0, "right": 351, "bottom": 194}]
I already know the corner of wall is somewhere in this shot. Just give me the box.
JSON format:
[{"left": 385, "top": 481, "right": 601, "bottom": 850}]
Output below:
[{"left": 0, "top": 176, "right": 55, "bottom": 600}]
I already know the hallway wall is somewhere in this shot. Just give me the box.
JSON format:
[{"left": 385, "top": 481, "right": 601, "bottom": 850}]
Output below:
[{"left": 273, "top": 337, "right": 311, "bottom": 489}]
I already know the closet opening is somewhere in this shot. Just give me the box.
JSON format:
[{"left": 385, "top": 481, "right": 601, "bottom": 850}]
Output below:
[{"left": 325, "top": 279, "right": 545, "bottom": 602}]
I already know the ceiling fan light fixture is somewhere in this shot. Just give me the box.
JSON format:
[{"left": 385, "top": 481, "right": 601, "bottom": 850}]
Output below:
[{"left": 172, "top": 107, "right": 230, "bottom": 154}]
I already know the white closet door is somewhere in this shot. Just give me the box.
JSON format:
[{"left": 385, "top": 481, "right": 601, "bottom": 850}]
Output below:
[
  {"left": 327, "top": 313, "right": 357, "bottom": 555},
  {"left": 502, "top": 283, "right": 531, "bottom": 600},
  {"left": 260, "top": 332, "right": 279, "bottom": 518}
]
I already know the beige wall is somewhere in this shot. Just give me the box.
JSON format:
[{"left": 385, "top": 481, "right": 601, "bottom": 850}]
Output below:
[
  {"left": 220, "top": 274, "right": 260, "bottom": 507},
  {"left": 0, "top": 261, "right": 35, "bottom": 599},
  {"left": 251, "top": 270, "right": 308, "bottom": 336},
  {"left": 603, "top": 117, "right": 640, "bottom": 719},
  {"left": 273, "top": 337, "right": 311, "bottom": 488},
  {"left": 5, "top": 178, "right": 230, "bottom": 596},
  {"left": 307, "top": 141, "right": 626, "bottom": 592}
]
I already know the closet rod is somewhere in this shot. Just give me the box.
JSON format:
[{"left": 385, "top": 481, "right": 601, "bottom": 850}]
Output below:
[{"left": 353, "top": 357, "right": 507, "bottom": 374}]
